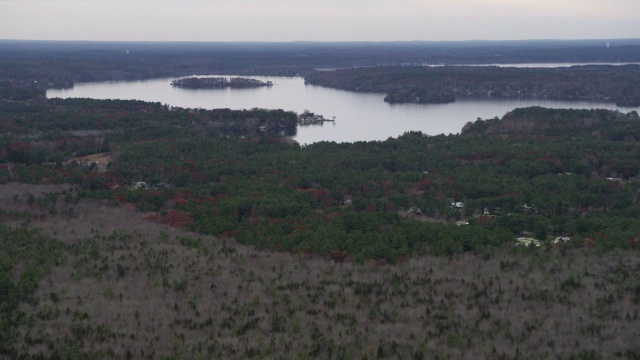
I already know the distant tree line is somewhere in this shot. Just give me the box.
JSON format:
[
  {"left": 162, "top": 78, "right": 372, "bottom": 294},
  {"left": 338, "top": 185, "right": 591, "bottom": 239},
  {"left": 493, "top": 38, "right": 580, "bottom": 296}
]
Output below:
[
  {"left": 2, "top": 40, "right": 640, "bottom": 96},
  {"left": 304, "top": 65, "right": 640, "bottom": 106}
]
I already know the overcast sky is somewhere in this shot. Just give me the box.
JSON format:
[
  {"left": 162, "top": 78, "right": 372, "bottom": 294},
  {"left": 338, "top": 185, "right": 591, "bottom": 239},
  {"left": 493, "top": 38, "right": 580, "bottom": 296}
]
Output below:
[{"left": 1, "top": 0, "right": 638, "bottom": 42}]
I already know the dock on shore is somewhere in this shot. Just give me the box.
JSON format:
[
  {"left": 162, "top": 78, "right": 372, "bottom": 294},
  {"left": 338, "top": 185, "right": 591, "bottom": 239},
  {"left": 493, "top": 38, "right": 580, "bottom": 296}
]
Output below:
[{"left": 297, "top": 110, "right": 336, "bottom": 125}]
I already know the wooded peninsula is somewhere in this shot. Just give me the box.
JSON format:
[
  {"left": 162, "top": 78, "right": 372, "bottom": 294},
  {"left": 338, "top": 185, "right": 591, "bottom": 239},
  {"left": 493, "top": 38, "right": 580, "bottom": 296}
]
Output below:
[{"left": 304, "top": 65, "right": 640, "bottom": 106}]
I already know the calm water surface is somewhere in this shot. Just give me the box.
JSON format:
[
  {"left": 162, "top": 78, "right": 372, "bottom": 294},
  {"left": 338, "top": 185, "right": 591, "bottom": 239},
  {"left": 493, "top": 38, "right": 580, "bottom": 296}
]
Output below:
[{"left": 47, "top": 75, "right": 640, "bottom": 144}]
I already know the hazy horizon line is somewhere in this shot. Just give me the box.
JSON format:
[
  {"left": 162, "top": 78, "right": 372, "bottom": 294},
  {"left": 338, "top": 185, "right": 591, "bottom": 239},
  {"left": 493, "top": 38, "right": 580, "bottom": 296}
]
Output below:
[{"left": 2, "top": 38, "right": 640, "bottom": 44}]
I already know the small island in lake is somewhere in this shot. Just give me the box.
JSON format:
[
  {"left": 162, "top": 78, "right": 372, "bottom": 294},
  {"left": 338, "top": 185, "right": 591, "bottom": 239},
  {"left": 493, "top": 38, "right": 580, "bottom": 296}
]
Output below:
[{"left": 171, "top": 77, "right": 273, "bottom": 89}]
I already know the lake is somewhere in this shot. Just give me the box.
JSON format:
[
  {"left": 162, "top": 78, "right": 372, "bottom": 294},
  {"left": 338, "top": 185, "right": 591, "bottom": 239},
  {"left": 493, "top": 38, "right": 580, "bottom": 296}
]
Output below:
[{"left": 47, "top": 74, "right": 640, "bottom": 144}]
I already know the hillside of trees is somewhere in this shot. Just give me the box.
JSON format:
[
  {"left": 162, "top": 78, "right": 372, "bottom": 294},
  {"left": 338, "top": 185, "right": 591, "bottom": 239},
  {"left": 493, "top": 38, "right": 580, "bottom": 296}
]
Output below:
[
  {"left": 1, "top": 96, "right": 640, "bottom": 357},
  {"left": 2, "top": 96, "right": 640, "bottom": 261},
  {"left": 304, "top": 65, "right": 640, "bottom": 106},
  {"left": 0, "top": 188, "right": 638, "bottom": 358}
]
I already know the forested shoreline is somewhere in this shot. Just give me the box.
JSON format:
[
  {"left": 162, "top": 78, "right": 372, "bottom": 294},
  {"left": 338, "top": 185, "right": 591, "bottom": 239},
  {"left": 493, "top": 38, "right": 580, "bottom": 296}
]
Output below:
[
  {"left": 2, "top": 39, "right": 640, "bottom": 93},
  {"left": 304, "top": 65, "right": 640, "bottom": 106}
]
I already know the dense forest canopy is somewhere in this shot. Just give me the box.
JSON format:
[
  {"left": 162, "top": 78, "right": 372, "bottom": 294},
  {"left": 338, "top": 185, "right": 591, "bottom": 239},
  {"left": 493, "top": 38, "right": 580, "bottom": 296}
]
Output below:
[
  {"left": 2, "top": 96, "right": 640, "bottom": 357},
  {"left": 1, "top": 40, "right": 640, "bottom": 358},
  {"left": 1, "top": 42, "right": 640, "bottom": 261},
  {"left": 2, "top": 96, "right": 640, "bottom": 261}
]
